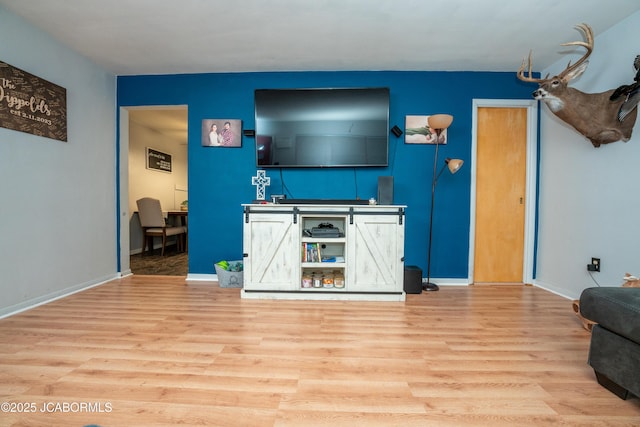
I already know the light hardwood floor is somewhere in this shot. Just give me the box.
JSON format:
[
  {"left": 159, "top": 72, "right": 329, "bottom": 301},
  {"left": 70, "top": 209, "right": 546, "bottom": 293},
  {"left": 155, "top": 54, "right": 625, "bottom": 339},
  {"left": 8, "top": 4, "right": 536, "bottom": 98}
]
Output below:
[{"left": 1, "top": 276, "right": 639, "bottom": 426}]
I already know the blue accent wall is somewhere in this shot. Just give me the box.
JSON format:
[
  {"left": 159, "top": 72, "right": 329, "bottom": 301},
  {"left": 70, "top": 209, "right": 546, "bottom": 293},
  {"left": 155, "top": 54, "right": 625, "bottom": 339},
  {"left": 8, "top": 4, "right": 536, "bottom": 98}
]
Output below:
[{"left": 118, "top": 71, "right": 533, "bottom": 278}]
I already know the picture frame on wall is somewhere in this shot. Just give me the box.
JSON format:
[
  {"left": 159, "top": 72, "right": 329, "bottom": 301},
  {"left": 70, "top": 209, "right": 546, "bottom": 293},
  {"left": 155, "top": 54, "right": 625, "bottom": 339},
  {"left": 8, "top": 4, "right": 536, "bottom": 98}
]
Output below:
[
  {"left": 202, "top": 119, "right": 242, "bottom": 147},
  {"left": 0, "top": 61, "right": 68, "bottom": 142},
  {"left": 146, "top": 147, "right": 172, "bottom": 173},
  {"left": 404, "top": 115, "right": 448, "bottom": 144}
]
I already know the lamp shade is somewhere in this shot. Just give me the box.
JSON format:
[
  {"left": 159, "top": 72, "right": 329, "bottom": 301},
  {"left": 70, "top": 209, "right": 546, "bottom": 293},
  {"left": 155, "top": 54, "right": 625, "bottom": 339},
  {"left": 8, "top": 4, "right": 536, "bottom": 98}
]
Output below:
[
  {"left": 428, "top": 114, "right": 454, "bottom": 131},
  {"left": 446, "top": 158, "right": 464, "bottom": 174}
]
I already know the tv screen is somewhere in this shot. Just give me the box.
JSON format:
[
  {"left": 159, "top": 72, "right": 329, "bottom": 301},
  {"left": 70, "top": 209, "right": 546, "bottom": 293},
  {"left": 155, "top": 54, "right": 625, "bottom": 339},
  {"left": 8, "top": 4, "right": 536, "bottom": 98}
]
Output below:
[{"left": 255, "top": 87, "right": 390, "bottom": 168}]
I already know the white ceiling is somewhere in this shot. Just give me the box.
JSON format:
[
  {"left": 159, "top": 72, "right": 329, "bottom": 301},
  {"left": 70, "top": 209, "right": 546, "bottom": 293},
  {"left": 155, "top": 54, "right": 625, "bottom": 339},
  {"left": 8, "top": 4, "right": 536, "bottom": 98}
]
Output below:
[
  {"left": 3, "top": 0, "right": 639, "bottom": 141},
  {"left": 2, "top": 0, "right": 639, "bottom": 75}
]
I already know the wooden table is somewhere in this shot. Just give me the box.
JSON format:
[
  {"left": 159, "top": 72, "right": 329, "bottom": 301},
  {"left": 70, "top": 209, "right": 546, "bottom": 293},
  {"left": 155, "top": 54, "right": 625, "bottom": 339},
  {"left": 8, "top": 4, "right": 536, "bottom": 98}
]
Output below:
[
  {"left": 167, "top": 210, "right": 188, "bottom": 226},
  {"left": 167, "top": 210, "right": 188, "bottom": 251}
]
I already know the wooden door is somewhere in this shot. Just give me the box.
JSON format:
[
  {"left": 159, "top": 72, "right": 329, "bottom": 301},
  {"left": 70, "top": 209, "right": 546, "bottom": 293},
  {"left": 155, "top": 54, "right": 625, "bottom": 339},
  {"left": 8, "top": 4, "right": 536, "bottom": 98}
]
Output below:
[{"left": 474, "top": 107, "right": 527, "bottom": 283}]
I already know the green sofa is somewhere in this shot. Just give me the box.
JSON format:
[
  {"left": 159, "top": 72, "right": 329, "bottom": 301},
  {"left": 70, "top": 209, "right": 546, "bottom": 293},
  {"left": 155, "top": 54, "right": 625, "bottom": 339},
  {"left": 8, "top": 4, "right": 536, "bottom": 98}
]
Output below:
[{"left": 579, "top": 287, "right": 640, "bottom": 399}]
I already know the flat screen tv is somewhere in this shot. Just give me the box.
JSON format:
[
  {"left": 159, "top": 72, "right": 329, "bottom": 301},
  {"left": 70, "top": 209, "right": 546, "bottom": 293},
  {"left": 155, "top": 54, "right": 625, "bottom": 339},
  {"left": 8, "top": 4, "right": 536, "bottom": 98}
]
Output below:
[{"left": 254, "top": 87, "right": 390, "bottom": 168}]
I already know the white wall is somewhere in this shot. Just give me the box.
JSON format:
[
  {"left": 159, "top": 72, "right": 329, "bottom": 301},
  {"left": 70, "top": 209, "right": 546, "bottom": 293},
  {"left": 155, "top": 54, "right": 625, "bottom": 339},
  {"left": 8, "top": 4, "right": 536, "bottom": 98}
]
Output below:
[
  {"left": 128, "top": 118, "right": 188, "bottom": 252},
  {"left": 535, "top": 12, "right": 640, "bottom": 299},
  {"left": 0, "top": 6, "right": 117, "bottom": 317}
]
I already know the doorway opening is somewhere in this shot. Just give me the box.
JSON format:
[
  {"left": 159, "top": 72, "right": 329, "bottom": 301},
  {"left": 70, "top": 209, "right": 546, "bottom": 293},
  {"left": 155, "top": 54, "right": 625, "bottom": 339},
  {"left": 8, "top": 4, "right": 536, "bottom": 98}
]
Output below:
[{"left": 119, "top": 106, "right": 188, "bottom": 276}]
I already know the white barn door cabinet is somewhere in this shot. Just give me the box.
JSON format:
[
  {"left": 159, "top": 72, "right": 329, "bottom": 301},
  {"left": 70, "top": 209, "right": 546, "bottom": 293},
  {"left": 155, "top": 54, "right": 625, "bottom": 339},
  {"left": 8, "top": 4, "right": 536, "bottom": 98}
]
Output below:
[{"left": 241, "top": 203, "right": 406, "bottom": 301}]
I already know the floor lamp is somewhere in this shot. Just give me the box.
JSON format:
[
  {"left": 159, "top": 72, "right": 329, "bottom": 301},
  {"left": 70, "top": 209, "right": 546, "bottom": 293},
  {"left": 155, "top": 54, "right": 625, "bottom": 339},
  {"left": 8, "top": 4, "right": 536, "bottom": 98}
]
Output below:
[{"left": 423, "top": 114, "right": 464, "bottom": 292}]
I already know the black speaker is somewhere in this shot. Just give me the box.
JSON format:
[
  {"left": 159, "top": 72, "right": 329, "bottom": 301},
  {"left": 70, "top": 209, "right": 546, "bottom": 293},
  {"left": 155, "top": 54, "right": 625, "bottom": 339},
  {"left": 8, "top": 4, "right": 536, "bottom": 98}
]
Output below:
[
  {"left": 391, "top": 125, "right": 403, "bottom": 137},
  {"left": 404, "top": 265, "right": 423, "bottom": 294},
  {"left": 377, "top": 176, "right": 394, "bottom": 205},
  {"left": 243, "top": 129, "right": 255, "bottom": 137}
]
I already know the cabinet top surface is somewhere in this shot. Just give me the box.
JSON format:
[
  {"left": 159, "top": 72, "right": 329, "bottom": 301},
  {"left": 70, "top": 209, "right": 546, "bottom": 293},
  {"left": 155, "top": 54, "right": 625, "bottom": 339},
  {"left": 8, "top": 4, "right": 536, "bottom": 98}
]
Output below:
[{"left": 243, "top": 203, "right": 407, "bottom": 210}]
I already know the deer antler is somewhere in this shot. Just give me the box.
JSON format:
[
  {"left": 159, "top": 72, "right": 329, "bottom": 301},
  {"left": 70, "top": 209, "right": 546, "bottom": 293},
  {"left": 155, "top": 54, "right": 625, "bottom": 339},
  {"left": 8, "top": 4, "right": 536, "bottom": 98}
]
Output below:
[
  {"left": 517, "top": 23, "right": 593, "bottom": 84},
  {"left": 517, "top": 51, "right": 546, "bottom": 83},
  {"left": 556, "top": 23, "right": 594, "bottom": 80}
]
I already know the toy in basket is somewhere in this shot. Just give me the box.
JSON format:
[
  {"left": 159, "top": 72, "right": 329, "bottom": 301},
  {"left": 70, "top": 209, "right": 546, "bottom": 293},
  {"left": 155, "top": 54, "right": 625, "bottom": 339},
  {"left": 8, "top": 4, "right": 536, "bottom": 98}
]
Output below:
[{"left": 214, "top": 260, "right": 244, "bottom": 288}]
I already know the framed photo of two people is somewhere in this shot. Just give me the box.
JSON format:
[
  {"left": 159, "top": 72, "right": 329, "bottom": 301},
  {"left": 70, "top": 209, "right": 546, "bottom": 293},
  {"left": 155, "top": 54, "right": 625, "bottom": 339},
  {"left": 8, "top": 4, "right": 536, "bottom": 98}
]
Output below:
[{"left": 202, "top": 119, "right": 242, "bottom": 147}]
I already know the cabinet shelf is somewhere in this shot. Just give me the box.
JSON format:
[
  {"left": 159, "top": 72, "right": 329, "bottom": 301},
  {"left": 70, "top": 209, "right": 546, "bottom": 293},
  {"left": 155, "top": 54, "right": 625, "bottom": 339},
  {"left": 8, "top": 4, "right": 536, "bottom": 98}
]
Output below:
[
  {"left": 301, "top": 237, "right": 346, "bottom": 243},
  {"left": 301, "top": 262, "right": 346, "bottom": 268}
]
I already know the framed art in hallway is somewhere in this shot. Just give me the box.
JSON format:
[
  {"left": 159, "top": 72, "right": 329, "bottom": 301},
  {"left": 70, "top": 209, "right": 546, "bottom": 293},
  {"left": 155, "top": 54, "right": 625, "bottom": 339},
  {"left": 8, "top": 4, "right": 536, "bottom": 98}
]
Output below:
[
  {"left": 202, "top": 119, "right": 242, "bottom": 147},
  {"left": 404, "top": 115, "right": 448, "bottom": 144},
  {"left": 145, "top": 147, "right": 172, "bottom": 172}
]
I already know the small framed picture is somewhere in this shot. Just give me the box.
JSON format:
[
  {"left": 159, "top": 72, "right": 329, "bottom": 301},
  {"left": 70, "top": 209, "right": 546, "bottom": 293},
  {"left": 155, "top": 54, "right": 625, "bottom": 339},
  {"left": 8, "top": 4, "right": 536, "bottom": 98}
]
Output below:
[
  {"left": 202, "top": 119, "right": 242, "bottom": 147},
  {"left": 404, "top": 115, "right": 448, "bottom": 144},
  {"left": 145, "top": 147, "right": 172, "bottom": 173}
]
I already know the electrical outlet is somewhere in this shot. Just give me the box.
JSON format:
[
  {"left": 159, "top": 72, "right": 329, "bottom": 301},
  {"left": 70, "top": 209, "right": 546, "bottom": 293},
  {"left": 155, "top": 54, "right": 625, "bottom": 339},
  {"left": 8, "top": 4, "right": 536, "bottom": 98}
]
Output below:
[{"left": 587, "top": 257, "right": 601, "bottom": 272}]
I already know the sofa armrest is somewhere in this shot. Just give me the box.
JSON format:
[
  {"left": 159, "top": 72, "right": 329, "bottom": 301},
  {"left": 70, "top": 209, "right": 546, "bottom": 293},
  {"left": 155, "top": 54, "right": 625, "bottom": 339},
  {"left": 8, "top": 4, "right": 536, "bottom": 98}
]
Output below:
[{"left": 579, "top": 287, "right": 640, "bottom": 342}]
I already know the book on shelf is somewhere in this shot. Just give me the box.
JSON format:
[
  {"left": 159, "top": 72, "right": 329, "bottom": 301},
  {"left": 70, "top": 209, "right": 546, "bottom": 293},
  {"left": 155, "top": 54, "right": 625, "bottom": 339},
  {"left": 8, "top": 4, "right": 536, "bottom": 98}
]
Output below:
[
  {"left": 320, "top": 255, "right": 345, "bottom": 263},
  {"left": 302, "top": 243, "right": 344, "bottom": 263},
  {"left": 302, "top": 242, "right": 321, "bottom": 262}
]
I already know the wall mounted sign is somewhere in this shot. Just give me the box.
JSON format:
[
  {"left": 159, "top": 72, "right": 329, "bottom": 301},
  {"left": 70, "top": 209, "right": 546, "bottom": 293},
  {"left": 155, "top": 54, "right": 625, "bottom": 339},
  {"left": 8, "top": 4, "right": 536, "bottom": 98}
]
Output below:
[
  {"left": 0, "top": 61, "right": 67, "bottom": 142},
  {"left": 146, "top": 147, "right": 172, "bottom": 173}
]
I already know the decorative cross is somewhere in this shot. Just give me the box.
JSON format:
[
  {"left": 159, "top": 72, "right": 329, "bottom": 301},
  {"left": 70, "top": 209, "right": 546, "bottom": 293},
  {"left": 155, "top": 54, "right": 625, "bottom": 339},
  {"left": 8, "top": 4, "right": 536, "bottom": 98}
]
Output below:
[{"left": 251, "top": 170, "right": 271, "bottom": 200}]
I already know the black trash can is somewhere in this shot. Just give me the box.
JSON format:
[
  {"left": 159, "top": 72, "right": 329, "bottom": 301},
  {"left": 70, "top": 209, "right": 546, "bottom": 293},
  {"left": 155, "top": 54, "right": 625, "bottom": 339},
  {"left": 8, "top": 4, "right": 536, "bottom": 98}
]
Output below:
[{"left": 404, "top": 265, "right": 423, "bottom": 294}]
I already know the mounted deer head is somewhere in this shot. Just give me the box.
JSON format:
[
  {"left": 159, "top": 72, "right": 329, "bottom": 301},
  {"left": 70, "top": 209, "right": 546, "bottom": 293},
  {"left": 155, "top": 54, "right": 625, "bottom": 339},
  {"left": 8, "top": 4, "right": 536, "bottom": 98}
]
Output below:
[{"left": 517, "top": 23, "right": 638, "bottom": 147}]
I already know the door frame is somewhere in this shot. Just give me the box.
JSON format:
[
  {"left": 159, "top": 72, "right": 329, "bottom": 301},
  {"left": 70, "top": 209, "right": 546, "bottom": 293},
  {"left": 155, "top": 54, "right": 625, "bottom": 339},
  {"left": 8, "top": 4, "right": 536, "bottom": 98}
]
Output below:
[
  {"left": 118, "top": 107, "right": 131, "bottom": 276},
  {"left": 469, "top": 99, "right": 538, "bottom": 284}
]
